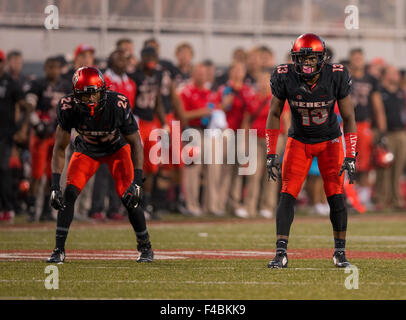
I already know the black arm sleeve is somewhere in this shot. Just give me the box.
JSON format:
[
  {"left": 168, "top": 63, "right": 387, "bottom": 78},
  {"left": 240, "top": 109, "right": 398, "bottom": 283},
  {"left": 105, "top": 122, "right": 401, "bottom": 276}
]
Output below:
[{"left": 119, "top": 97, "right": 139, "bottom": 136}]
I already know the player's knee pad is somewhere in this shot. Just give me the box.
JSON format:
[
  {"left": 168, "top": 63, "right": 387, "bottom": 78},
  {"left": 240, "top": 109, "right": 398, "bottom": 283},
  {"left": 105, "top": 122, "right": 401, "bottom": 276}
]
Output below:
[
  {"left": 327, "top": 194, "right": 347, "bottom": 232},
  {"left": 276, "top": 192, "right": 296, "bottom": 236},
  {"left": 63, "top": 184, "right": 79, "bottom": 205}
]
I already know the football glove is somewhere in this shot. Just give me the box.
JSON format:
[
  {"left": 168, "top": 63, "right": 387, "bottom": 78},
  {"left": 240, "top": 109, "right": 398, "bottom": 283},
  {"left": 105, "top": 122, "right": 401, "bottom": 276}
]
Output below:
[
  {"left": 33, "top": 122, "right": 47, "bottom": 139},
  {"left": 266, "top": 154, "right": 281, "bottom": 182},
  {"left": 50, "top": 187, "right": 65, "bottom": 210},
  {"left": 122, "top": 182, "right": 142, "bottom": 209},
  {"left": 339, "top": 156, "right": 357, "bottom": 184}
]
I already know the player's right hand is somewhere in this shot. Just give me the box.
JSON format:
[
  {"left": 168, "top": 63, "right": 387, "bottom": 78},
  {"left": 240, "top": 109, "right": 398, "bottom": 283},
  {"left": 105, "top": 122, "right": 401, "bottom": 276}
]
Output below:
[
  {"left": 266, "top": 154, "right": 281, "bottom": 182},
  {"left": 50, "top": 188, "right": 65, "bottom": 210}
]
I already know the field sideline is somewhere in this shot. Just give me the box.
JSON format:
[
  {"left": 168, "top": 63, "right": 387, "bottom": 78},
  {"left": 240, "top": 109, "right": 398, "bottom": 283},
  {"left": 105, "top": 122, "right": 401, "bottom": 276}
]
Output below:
[{"left": 0, "top": 213, "right": 405, "bottom": 300}]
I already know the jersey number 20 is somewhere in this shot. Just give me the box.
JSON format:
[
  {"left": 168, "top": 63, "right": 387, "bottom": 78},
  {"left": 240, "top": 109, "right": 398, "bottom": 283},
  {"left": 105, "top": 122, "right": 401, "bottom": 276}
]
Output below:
[{"left": 297, "top": 108, "right": 328, "bottom": 126}]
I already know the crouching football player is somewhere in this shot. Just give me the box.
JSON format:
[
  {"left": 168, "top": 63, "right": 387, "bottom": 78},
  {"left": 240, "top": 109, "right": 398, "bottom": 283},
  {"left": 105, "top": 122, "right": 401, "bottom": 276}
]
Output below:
[
  {"left": 266, "top": 33, "right": 357, "bottom": 268},
  {"left": 47, "top": 66, "right": 153, "bottom": 263}
]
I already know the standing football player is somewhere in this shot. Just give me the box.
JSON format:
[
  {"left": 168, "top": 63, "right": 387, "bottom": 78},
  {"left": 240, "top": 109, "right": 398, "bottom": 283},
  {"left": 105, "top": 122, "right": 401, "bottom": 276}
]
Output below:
[
  {"left": 25, "top": 56, "right": 71, "bottom": 222},
  {"left": 47, "top": 66, "right": 153, "bottom": 263},
  {"left": 129, "top": 46, "right": 169, "bottom": 219},
  {"left": 266, "top": 33, "right": 357, "bottom": 268}
]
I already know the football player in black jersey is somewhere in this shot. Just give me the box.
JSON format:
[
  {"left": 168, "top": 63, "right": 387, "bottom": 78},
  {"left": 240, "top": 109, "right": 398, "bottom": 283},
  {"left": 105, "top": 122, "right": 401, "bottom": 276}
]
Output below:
[
  {"left": 143, "top": 38, "right": 189, "bottom": 216},
  {"left": 0, "top": 49, "right": 32, "bottom": 223},
  {"left": 25, "top": 56, "right": 71, "bottom": 222},
  {"left": 130, "top": 47, "right": 169, "bottom": 219},
  {"left": 348, "top": 48, "right": 387, "bottom": 209},
  {"left": 265, "top": 33, "right": 357, "bottom": 268},
  {"left": 46, "top": 67, "right": 153, "bottom": 263}
]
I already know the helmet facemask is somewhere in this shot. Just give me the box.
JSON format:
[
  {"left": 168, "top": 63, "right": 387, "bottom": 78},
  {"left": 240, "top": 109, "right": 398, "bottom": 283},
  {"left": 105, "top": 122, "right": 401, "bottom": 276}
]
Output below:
[
  {"left": 74, "top": 85, "right": 106, "bottom": 116},
  {"left": 291, "top": 49, "right": 326, "bottom": 79}
]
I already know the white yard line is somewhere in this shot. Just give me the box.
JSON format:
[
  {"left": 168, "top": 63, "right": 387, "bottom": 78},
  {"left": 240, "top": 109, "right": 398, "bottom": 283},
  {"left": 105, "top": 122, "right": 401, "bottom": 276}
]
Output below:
[{"left": 1, "top": 279, "right": 405, "bottom": 286}]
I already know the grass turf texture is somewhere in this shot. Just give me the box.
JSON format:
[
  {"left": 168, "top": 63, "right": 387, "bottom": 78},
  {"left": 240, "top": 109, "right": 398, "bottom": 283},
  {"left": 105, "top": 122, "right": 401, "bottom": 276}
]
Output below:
[{"left": 0, "top": 213, "right": 405, "bottom": 299}]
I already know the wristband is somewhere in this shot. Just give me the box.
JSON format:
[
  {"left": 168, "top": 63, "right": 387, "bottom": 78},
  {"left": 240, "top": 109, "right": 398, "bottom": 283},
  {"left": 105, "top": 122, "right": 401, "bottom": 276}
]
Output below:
[
  {"left": 344, "top": 133, "right": 357, "bottom": 158},
  {"left": 265, "top": 129, "right": 280, "bottom": 155},
  {"left": 134, "top": 169, "right": 143, "bottom": 186},
  {"left": 51, "top": 173, "right": 61, "bottom": 190}
]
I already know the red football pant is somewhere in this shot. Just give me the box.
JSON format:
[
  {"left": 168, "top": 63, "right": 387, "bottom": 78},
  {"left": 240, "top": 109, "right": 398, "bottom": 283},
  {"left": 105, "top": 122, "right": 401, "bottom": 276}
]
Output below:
[
  {"left": 281, "top": 137, "right": 345, "bottom": 198},
  {"left": 30, "top": 134, "right": 55, "bottom": 180},
  {"left": 66, "top": 144, "right": 134, "bottom": 197}
]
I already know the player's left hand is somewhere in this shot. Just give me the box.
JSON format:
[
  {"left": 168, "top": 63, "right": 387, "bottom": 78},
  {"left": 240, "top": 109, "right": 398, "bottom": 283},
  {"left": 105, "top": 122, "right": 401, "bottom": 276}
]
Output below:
[
  {"left": 122, "top": 182, "right": 142, "bottom": 209},
  {"left": 50, "top": 188, "right": 65, "bottom": 210},
  {"left": 339, "top": 156, "right": 357, "bottom": 184},
  {"left": 266, "top": 154, "right": 281, "bottom": 181}
]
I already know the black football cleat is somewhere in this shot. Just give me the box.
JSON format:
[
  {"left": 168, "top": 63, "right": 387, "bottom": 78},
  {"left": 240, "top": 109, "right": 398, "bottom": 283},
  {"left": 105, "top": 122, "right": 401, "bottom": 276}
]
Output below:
[
  {"left": 268, "top": 251, "right": 288, "bottom": 269},
  {"left": 46, "top": 248, "right": 65, "bottom": 264},
  {"left": 136, "top": 239, "right": 154, "bottom": 263},
  {"left": 333, "top": 251, "right": 351, "bottom": 268}
]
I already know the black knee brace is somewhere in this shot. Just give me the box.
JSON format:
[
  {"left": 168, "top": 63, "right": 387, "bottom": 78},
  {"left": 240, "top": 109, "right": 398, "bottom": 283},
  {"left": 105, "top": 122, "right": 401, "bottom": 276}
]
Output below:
[
  {"left": 276, "top": 192, "right": 296, "bottom": 236},
  {"left": 126, "top": 205, "right": 147, "bottom": 234},
  {"left": 327, "top": 194, "right": 347, "bottom": 232}
]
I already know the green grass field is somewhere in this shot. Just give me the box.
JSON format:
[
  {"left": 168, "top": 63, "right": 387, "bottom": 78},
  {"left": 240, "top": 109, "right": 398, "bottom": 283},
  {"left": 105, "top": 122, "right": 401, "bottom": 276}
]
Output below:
[{"left": 0, "top": 213, "right": 405, "bottom": 300}]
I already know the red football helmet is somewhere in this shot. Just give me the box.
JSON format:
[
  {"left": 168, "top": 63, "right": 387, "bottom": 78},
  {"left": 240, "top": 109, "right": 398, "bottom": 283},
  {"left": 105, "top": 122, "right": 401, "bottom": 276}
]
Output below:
[
  {"left": 373, "top": 144, "right": 394, "bottom": 168},
  {"left": 72, "top": 66, "right": 106, "bottom": 116},
  {"left": 291, "top": 33, "right": 326, "bottom": 78}
]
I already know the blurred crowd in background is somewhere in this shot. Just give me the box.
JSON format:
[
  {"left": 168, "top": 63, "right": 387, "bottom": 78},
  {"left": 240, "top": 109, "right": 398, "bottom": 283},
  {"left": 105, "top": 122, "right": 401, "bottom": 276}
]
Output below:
[{"left": 1, "top": 36, "right": 406, "bottom": 224}]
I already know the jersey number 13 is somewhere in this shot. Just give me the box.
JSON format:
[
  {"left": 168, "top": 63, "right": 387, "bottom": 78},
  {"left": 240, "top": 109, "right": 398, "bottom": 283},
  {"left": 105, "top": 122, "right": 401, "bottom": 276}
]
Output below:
[{"left": 297, "top": 108, "right": 328, "bottom": 126}]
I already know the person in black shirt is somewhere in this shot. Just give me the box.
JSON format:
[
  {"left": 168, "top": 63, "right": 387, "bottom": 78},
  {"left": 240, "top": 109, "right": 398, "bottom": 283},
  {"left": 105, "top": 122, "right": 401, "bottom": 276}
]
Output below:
[
  {"left": 348, "top": 48, "right": 387, "bottom": 208},
  {"left": 374, "top": 65, "right": 406, "bottom": 210},
  {"left": 25, "top": 57, "right": 72, "bottom": 222},
  {"left": 6, "top": 50, "right": 31, "bottom": 93},
  {"left": 174, "top": 42, "right": 194, "bottom": 91},
  {"left": 266, "top": 34, "right": 357, "bottom": 269},
  {"left": 143, "top": 38, "right": 189, "bottom": 216},
  {"left": 0, "top": 49, "right": 31, "bottom": 222},
  {"left": 46, "top": 66, "right": 153, "bottom": 264}
]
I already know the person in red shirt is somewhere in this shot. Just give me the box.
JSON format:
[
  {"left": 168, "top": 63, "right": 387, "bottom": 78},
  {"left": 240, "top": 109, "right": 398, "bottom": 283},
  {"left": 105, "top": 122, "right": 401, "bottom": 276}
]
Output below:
[
  {"left": 217, "top": 62, "right": 257, "bottom": 218},
  {"left": 180, "top": 63, "right": 231, "bottom": 216},
  {"left": 237, "top": 72, "right": 290, "bottom": 218},
  {"left": 104, "top": 50, "right": 136, "bottom": 108}
]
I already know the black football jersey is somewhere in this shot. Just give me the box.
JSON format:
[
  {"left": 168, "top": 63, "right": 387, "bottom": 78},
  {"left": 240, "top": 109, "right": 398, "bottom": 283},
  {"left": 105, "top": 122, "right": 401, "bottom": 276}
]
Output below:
[
  {"left": 56, "top": 90, "right": 139, "bottom": 158},
  {"left": 380, "top": 87, "right": 406, "bottom": 131},
  {"left": 130, "top": 69, "right": 163, "bottom": 121},
  {"left": 350, "top": 72, "right": 380, "bottom": 122},
  {"left": 0, "top": 73, "right": 24, "bottom": 137},
  {"left": 26, "top": 77, "right": 71, "bottom": 125},
  {"left": 270, "top": 63, "right": 352, "bottom": 144},
  {"left": 157, "top": 60, "right": 179, "bottom": 114}
]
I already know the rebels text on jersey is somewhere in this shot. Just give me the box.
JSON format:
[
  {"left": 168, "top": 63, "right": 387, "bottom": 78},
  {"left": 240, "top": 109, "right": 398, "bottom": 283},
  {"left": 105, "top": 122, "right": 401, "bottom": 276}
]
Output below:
[
  {"left": 271, "top": 63, "right": 352, "bottom": 144},
  {"left": 130, "top": 69, "right": 163, "bottom": 121},
  {"left": 56, "top": 90, "right": 139, "bottom": 158}
]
